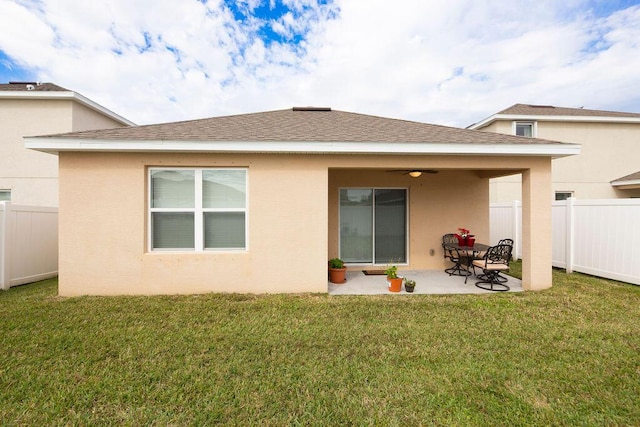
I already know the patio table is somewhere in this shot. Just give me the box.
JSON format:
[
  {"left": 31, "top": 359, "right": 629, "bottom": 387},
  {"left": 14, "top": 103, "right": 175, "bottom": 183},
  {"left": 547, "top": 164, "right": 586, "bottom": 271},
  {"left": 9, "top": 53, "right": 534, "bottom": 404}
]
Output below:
[{"left": 444, "top": 242, "right": 490, "bottom": 283}]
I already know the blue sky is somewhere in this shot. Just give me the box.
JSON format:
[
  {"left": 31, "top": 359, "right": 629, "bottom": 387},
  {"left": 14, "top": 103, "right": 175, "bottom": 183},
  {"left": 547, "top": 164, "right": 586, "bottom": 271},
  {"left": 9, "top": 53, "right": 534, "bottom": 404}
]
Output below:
[{"left": 1, "top": 0, "right": 640, "bottom": 127}]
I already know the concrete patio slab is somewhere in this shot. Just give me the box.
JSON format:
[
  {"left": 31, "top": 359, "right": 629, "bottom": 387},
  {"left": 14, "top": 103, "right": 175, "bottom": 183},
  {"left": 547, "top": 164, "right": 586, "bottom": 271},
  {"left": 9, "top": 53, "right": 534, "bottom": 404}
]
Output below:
[{"left": 328, "top": 269, "right": 523, "bottom": 295}]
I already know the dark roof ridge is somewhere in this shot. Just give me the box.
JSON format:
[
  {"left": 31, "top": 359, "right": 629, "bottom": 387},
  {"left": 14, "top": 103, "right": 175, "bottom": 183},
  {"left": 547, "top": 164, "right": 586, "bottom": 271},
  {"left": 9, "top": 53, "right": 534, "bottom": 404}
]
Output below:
[{"left": 497, "top": 103, "right": 640, "bottom": 118}]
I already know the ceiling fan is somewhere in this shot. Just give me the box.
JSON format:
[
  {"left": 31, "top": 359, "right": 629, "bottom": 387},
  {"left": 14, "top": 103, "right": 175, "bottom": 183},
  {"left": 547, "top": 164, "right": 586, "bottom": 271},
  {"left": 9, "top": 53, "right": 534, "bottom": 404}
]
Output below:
[{"left": 386, "top": 169, "right": 439, "bottom": 177}]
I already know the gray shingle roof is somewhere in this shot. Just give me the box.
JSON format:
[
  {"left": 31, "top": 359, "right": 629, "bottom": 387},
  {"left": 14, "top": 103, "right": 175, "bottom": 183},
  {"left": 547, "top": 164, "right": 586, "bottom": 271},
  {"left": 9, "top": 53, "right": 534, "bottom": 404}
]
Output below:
[
  {"left": 498, "top": 103, "right": 640, "bottom": 119},
  {"left": 39, "top": 108, "right": 567, "bottom": 145},
  {"left": 0, "top": 82, "right": 70, "bottom": 92},
  {"left": 611, "top": 171, "right": 640, "bottom": 183}
]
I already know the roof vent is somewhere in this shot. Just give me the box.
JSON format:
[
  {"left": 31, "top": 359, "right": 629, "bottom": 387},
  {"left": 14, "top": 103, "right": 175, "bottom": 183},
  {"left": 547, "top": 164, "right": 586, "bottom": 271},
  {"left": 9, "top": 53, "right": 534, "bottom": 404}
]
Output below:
[
  {"left": 292, "top": 106, "right": 331, "bottom": 112},
  {"left": 9, "top": 81, "right": 38, "bottom": 90}
]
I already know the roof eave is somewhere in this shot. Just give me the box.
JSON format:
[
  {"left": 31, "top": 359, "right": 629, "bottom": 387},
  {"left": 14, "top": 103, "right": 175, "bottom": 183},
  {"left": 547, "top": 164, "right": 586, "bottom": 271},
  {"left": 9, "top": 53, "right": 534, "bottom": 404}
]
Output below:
[
  {"left": 468, "top": 113, "right": 640, "bottom": 129},
  {"left": 25, "top": 138, "right": 581, "bottom": 158},
  {"left": 611, "top": 179, "right": 640, "bottom": 189},
  {"left": 0, "top": 90, "right": 135, "bottom": 126}
]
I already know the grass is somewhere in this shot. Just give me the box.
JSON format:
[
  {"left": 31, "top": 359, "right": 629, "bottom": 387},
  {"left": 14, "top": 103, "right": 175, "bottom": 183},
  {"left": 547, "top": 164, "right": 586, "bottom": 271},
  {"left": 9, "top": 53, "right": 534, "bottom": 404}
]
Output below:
[{"left": 1, "top": 265, "right": 639, "bottom": 425}]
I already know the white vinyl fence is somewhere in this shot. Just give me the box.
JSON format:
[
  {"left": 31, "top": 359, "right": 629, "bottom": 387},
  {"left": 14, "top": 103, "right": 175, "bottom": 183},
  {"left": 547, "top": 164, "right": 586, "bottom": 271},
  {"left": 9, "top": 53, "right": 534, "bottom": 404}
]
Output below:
[
  {"left": 490, "top": 198, "right": 640, "bottom": 286},
  {"left": 0, "top": 202, "right": 58, "bottom": 290}
]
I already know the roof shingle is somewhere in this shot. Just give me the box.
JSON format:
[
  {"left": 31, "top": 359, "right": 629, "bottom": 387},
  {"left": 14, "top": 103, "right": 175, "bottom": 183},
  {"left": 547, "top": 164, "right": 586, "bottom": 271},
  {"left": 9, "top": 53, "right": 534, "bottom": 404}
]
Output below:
[
  {"left": 611, "top": 171, "right": 640, "bottom": 183},
  {"left": 0, "top": 82, "right": 70, "bottom": 92},
  {"left": 498, "top": 103, "right": 640, "bottom": 119},
  {"left": 39, "top": 108, "right": 567, "bottom": 145}
]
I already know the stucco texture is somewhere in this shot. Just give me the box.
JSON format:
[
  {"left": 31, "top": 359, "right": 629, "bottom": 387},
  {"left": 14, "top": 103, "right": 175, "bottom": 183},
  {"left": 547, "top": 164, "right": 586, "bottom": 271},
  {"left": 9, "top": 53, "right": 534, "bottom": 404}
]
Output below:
[{"left": 57, "top": 152, "right": 552, "bottom": 295}]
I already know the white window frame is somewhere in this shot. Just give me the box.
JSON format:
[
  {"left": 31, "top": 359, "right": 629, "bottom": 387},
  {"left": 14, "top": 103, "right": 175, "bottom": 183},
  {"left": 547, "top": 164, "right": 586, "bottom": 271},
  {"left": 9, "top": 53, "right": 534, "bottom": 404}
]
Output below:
[
  {"left": 513, "top": 121, "right": 537, "bottom": 137},
  {"left": 555, "top": 191, "right": 574, "bottom": 201},
  {"left": 148, "top": 167, "right": 248, "bottom": 252}
]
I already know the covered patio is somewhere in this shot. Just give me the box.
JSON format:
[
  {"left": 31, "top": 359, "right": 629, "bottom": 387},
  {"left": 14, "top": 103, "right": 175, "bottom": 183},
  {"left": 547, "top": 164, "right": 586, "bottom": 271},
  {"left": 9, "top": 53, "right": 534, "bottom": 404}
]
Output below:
[{"left": 328, "top": 269, "right": 522, "bottom": 295}]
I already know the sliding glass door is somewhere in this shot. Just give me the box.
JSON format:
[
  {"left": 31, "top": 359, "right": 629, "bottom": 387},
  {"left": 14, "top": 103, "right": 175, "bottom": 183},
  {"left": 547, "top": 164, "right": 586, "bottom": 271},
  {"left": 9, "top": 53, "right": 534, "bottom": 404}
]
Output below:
[{"left": 339, "top": 188, "right": 407, "bottom": 264}]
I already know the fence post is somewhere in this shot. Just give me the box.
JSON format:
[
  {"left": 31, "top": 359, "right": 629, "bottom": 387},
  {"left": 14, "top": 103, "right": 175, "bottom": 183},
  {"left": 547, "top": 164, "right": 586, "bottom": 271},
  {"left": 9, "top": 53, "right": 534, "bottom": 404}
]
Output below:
[
  {"left": 0, "top": 202, "right": 10, "bottom": 290},
  {"left": 565, "top": 197, "right": 574, "bottom": 274},
  {"left": 512, "top": 199, "right": 520, "bottom": 261}
]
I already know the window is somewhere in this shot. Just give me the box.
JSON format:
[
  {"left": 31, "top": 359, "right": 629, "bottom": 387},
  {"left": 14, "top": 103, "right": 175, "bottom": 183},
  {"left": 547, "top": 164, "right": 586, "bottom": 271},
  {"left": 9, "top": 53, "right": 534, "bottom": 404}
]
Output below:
[
  {"left": 0, "top": 190, "right": 10, "bottom": 202},
  {"left": 514, "top": 122, "right": 535, "bottom": 137},
  {"left": 149, "top": 168, "right": 247, "bottom": 251},
  {"left": 555, "top": 191, "right": 573, "bottom": 201}
]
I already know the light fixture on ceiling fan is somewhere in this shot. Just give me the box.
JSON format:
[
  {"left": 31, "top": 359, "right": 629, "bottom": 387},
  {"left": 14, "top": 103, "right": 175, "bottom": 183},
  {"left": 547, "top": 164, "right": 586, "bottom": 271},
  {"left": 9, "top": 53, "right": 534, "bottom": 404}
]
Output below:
[{"left": 386, "top": 169, "right": 439, "bottom": 178}]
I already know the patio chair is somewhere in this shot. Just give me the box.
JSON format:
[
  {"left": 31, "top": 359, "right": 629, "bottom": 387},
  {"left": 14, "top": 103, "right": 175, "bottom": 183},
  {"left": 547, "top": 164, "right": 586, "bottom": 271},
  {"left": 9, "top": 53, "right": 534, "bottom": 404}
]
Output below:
[
  {"left": 472, "top": 244, "right": 513, "bottom": 291},
  {"left": 442, "top": 233, "right": 457, "bottom": 261},
  {"left": 494, "top": 238, "right": 514, "bottom": 282},
  {"left": 442, "top": 234, "right": 471, "bottom": 278},
  {"left": 475, "top": 238, "right": 514, "bottom": 283},
  {"left": 498, "top": 238, "right": 514, "bottom": 247}
]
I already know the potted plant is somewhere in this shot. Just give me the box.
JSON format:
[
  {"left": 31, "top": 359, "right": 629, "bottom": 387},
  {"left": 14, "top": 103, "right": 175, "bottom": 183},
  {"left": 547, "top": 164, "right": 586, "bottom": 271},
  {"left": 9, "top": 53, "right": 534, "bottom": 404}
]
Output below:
[
  {"left": 456, "top": 227, "right": 475, "bottom": 246},
  {"left": 328, "top": 258, "right": 347, "bottom": 284},
  {"left": 404, "top": 278, "right": 416, "bottom": 293},
  {"left": 385, "top": 264, "right": 402, "bottom": 292}
]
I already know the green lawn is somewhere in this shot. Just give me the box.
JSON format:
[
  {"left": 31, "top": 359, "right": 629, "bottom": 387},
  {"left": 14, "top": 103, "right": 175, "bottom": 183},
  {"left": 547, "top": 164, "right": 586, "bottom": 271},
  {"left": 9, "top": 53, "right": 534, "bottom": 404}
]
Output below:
[{"left": 1, "top": 266, "right": 639, "bottom": 425}]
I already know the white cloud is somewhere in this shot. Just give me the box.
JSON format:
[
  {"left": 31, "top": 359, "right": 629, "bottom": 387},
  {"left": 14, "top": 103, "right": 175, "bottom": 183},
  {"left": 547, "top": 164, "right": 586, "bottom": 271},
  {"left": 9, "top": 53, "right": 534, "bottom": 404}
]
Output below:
[{"left": 0, "top": 0, "right": 639, "bottom": 127}]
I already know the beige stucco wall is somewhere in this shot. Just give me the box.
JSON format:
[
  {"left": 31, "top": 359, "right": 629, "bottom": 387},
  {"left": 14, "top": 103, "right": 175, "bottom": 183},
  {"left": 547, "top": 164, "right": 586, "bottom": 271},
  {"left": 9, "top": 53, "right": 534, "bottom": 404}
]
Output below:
[
  {"left": 58, "top": 152, "right": 329, "bottom": 296},
  {"left": 482, "top": 120, "right": 640, "bottom": 201},
  {"left": 57, "top": 151, "right": 552, "bottom": 295},
  {"left": 71, "top": 102, "right": 127, "bottom": 131},
  {"left": 0, "top": 98, "right": 127, "bottom": 206},
  {"left": 0, "top": 99, "right": 70, "bottom": 206}
]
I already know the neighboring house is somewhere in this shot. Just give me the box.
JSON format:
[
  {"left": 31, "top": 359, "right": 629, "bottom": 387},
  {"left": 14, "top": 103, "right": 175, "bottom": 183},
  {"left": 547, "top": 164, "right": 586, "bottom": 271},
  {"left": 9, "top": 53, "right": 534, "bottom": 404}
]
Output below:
[
  {"left": 468, "top": 104, "right": 640, "bottom": 202},
  {"left": 26, "top": 107, "right": 579, "bottom": 295},
  {"left": 0, "top": 82, "right": 134, "bottom": 206},
  {"left": 610, "top": 171, "right": 640, "bottom": 192}
]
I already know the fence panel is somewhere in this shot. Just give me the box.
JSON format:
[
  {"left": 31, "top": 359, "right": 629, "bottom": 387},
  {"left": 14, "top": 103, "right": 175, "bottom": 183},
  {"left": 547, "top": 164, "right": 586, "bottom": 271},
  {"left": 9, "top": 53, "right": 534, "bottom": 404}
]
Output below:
[
  {"left": 572, "top": 199, "right": 640, "bottom": 285},
  {"left": 489, "top": 200, "right": 521, "bottom": 260},
  {"left": 551, "top": 201, "right": 567, "bottom": 268},
  {"left": 489, "top": 203, "right": 513, "bottom": 244},
  {"left": 0, "top": 204, "right": 5, "bottom": 287},
  {"left": 0, "top": 202, "right": 58, "bottom": 290},
  {"left": 491, "top": 198, "right": 640, "bottom": 286}
]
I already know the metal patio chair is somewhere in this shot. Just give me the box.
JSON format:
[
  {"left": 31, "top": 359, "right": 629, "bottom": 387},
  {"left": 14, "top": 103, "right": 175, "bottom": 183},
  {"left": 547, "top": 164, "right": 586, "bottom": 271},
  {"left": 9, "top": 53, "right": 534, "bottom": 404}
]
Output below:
[
  {"left": 476, "top": 238, "right": 514, "bottom": 283},
  {"left": 442, "top": 234, "right": 471, "bottom": 278},
  {"left": 472, "top": 243, "right": 513, "bottom": 291}
]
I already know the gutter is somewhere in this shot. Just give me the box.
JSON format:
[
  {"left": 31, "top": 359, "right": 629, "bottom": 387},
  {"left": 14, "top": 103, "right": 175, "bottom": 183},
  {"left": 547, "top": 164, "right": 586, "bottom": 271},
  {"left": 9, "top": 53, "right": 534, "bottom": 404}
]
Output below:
[{"left": 25, "top": 138, "right": 581, "bottom": 158}]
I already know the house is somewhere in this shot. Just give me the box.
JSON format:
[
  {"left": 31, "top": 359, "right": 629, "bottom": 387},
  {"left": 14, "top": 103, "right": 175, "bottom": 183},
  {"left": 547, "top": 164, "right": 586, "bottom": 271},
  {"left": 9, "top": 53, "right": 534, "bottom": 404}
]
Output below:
[
  {"left": 0, "top": 82, "right": 134, "bottom": 206},
  {"left": 25, "top": 107, "right": 580, "bottom": 296},
  {"left": 468, "top": 104, "right": 640, "bottom": 202}
]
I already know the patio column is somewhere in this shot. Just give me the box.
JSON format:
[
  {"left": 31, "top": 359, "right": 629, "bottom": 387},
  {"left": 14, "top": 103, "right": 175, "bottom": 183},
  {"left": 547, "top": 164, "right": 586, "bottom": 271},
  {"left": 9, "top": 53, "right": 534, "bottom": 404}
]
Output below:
[{"left": 521, "top": 160, "right": 553, "bottom": 290}]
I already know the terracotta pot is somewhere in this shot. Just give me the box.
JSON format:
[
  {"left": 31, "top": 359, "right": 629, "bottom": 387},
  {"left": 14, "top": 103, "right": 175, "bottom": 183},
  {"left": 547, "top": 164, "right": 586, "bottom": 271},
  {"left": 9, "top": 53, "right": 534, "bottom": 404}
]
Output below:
[
  {"left": 387, "top": 277, "right": 402, "bottom": 292},
  {"left": 329, "top": 267, "right": 347, "bottom": 284}
]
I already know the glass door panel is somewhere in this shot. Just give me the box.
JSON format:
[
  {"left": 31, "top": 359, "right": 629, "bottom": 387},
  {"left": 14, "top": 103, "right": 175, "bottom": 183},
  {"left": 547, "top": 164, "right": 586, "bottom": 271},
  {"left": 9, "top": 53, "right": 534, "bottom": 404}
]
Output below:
[
  {"left": 339, "top": 188, "right": 407, "bottom": 264},
  {"left": 374, "top": 189, "right": 406, "bottom": 263},
  {"left": 339, "top": 189, "right": 373, "bottom": 263}
]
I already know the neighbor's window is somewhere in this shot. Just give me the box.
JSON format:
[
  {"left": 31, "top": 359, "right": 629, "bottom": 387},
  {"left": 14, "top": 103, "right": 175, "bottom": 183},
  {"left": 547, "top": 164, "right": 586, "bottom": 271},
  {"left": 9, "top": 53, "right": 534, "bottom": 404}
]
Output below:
[
  {"left": 0, "top": 190, "right": 10, "bottom": 202},
  {"left": 555, "top": 191, "right": 573, "bottom": 201},
  {"left": 149, "top": 168, "right": 247, "bottom": 251},
  {"left": 514, "top": 122, "right": 535, "bottom": 137}
]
